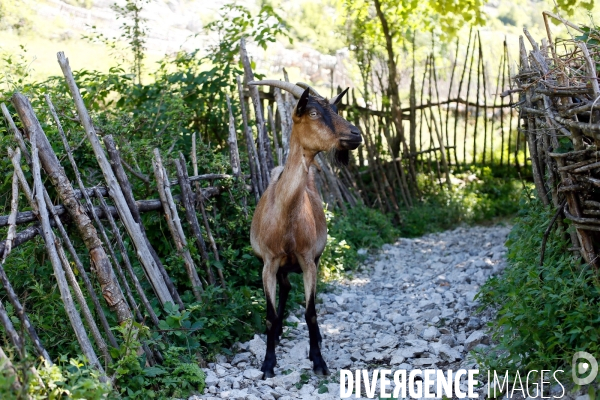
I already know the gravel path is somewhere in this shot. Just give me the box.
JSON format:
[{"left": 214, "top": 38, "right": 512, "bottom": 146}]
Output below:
[{"left": 191, "top": 224, "right": 510, "bottom": 400}]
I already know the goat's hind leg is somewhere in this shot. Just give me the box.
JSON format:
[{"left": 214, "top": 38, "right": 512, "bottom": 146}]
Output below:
[
  {"left": 261, "top": 260, "right": 278, "bottom": 379},
  {"left": 275, "top": 270, "right": 291, "bottom": 344},
  {"left": 300, "top": 258, "right": 329, "bottom": 376}
]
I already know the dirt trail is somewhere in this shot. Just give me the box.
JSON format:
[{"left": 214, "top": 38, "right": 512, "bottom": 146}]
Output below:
[{"left": 192, "top": 224, "right": 510, "bottom": 400}]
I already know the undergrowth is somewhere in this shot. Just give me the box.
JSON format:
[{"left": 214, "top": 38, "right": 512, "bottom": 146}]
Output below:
[
  {"left": 477, "top": 198, "right": 600, "bottom": 380},
  {"left": 399, "top": 167, "right": 521, "bottom": 237}
]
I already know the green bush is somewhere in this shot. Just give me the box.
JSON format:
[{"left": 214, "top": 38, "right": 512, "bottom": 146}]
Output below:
[
  {"left": 0, "top": 355, "right": 111, "bottom": 399},
  {"left": 399, "top": 168, "right": 521, "bottom": 237},
  {"left": 478, "top": 198, "right": 600, "bottom": 376}
]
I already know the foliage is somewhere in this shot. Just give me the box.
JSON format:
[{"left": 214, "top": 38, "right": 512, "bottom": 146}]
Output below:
[
  {"left": 155, "top": 287, "right": 265, "bottom": 357},
  {"left": 0, "top": 45, "right": 35, "bottom": 95},
  {"left": 398, "top": 169, "right": 522, "bottom": 237},
  {"left": 477, "top": 198, "right": 600, "bottom": 376},
  {"left": 320, "top": 204, "right": 401, "bottom": 279},
  {"left": 0, "top": 355, "right": 111, "bottom": 400},
  {"left": 345, "top": 0, "right": 485, "bottom": 43},
  {"left": 0, "top": 0, "right": 33, "bottom": 33},
  {"left": 111, "top": 0, "right": 149, "bottom": 84},
  {"left": 111, "top": 323, "right": 205, "bottom": 398}
]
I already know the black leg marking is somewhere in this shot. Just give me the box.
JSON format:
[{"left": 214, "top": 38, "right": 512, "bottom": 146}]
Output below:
[
  {"left": 305, "top": 295, "right": 329, "bottom": 376},
  {"left": 261, "top": 298, "right": 277, "bottom": 379},
  {"left": 275, "top": 271, "right": 291, "bottom": 344}
]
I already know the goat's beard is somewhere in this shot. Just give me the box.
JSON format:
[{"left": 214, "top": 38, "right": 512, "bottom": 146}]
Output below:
[
  {"left": 334, "top": 150, "right": 350, "bottom": 166},
  {"left": 334, "top": 149, "right": 349, "bottom": 166},
  {"left": 322, "top": 149, "right": 349, "bottom": 167}
]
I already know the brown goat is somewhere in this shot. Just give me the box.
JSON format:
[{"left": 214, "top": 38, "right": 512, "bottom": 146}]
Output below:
[{"left": 249, "top": 81, "right": 362, "bottom": 378}]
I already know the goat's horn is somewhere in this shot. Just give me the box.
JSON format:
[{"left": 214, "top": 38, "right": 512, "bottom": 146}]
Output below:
[
  {"left": 295, "top": 82, "right": 322, "bottom": 98},
  {"left": 247, "top": 80, "right": 305, "bottom": 99}
]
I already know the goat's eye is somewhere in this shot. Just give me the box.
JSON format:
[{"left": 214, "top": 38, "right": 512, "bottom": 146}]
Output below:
[{"left": 309, "top": 111, "right": 318, "bottom": 118}]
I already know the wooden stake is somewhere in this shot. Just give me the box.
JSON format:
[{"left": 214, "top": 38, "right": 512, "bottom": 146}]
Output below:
[
  {"left": 1, "top": 169, "right": 19, "bottom": 264},
  {"left": 463, "top": 30, "right": 476, "bottom": 165},
  {"left": 57, "top": 52, "right": 174, "bottom": 307},
  {"left": 94, "top": 188, "right": 161, "bottom": 327},
  {"left": 30, "top": 128, "right": 104, "bottom": 377},
  {"left": 0, "top": 297, "right": 24, "bottom": 359},
  {"left": 237, "top": 75, "right": 263, "bottom": 199},
  {"left": 152, "top": 149, "right": 206, "bottom": 296},
  {"left": 240, "top": 38, "right": 273, "bottom": 182},
  {"left": 273, "top": 88, "right": 291, "bottom": 161},
  {"left": 102, "top": 135, "right": 184, "bottom": 309},
  {"left": 473, "top": 31, "right": 482, "bottom": 165},
  {"left": 175, "top": 153, "right": 226, "bottom": 288}
]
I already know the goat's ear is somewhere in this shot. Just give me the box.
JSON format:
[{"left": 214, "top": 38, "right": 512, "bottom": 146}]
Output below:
[
  {"left": 296, "top": 87, "right": 311, "bottom": 117},
  {"left": 331, "top": 87, "right": 349, "bottom": 105},
  {"left": 335, "top": 149, "right": 349, "bottom": 166}
]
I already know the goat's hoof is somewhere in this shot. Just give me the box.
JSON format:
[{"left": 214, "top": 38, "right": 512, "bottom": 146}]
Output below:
[
  {"left": 262, "top": 370, "right": 275, "bottom": 379},
  {"left": 313, "top": 358, "right": 329, "bottom": 376},
  {"left": 313, "top": 365, "right": 330, "bottom": 376}
]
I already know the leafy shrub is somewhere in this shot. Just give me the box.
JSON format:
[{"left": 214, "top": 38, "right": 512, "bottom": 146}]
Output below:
[
  {"left": 0, "top": 355, "right": 111, "bottom": 399},
  {"left": 478, "top": 198, "right": 600, "bottom": 376},
  {"left": 111, "top": 323, "right": 206, "bottom": 399},
  {"left": 399, "top": 168, "right": 521, "bottom": 237}
]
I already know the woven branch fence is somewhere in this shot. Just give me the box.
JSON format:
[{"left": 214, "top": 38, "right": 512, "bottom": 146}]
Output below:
[
  {"left": 251, "top": 30, "right": 524, "bottom": 217},
  {"left": 517, "top": 11, "right": 600, "bottom": 269}
]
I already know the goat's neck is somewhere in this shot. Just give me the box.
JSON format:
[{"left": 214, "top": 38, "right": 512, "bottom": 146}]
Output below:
[{"left": 275, "top": 136, "right": 317, "bottom": 212}]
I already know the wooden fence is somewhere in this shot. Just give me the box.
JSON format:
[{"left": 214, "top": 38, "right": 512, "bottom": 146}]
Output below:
[
  {"left": 516, "top": 12, "right": 600, "bottom": 270},
  {"left": 247, "top": 31, "right": 525, "bottom": 216}
]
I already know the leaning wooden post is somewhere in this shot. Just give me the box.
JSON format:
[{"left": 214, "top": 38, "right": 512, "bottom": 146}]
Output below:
[
  {"left": 226, "top": 96, "right": 242, "bottom": 178},
  {"left": 1, "top": 167, "right": 19, "bottom": 266},
  {"left": 237, "top": 75, "right": 263, "bottom": 199},
  {"left": 273, "top": 88, "right": 291, "bottom": 161},
  {"left": 153, "top": 149, "right": 207, "bottom": 295},
  {"left": 57, "top": 52, "right": 174, "bottom": 307},
  {"left": 29, "top": 129, "right": 104, "bottom": 377},
  {"left": 240, "top": 37, "right": 273, "bottom": 182},
  {"left": 226, "top": 95, "right": 248, "bottom": 218},
  {"left": 0, "top": 104, "right": 31, "bottom": 166},
  {"left": 40, "top": 99, "right": 142, "bottom": 323},
  {"left": 102, "top": 135, "right": 184, "bottom": 309},
  {"left": 0, "top": 298, "right": 24, "bottom": 359},
  {"left": 174, "top": 153, "right": 227, "bottom": 288},
  {"left": 10, "top": 93, "right": 134, "bottom": 324},
  {"left": 94, "top": 188, "right": 161, "bottom": 327}
]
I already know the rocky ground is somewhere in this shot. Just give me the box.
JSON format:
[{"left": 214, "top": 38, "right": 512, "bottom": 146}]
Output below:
[{"left": 190, "top": 225, "right": 512, "bottom": 400}]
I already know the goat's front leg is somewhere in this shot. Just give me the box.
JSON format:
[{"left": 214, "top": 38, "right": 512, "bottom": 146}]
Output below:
[
  {"left": 275, "top": 270, "right": 291, "bottom": 344},
  {"left": 261, "top": 260, "right": 278, "bottom": 379},
  {"left": 300, "top": 257, "right": 329, "bottom": 376}
]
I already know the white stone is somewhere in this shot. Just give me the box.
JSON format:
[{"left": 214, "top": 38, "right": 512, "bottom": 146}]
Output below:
[
  {"left": 464, "top": 331, "right": 489, "bottom": 351},
  {"left": 243, "top": 368, "right": 264, "bottom": 380},
  {"left": 272, "top": 371, "right": 301, "bottom": 390},
  {"left": 248, "top": 335, "right": 266, "bottom": 359},
  {"left": 422, "top": 326, "right": 440, "bottom": 340}
]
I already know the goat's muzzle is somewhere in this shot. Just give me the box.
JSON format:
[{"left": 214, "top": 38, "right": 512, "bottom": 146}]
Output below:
[{"left": 338, "top": 128, "right": 362, "bottom": 150}]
